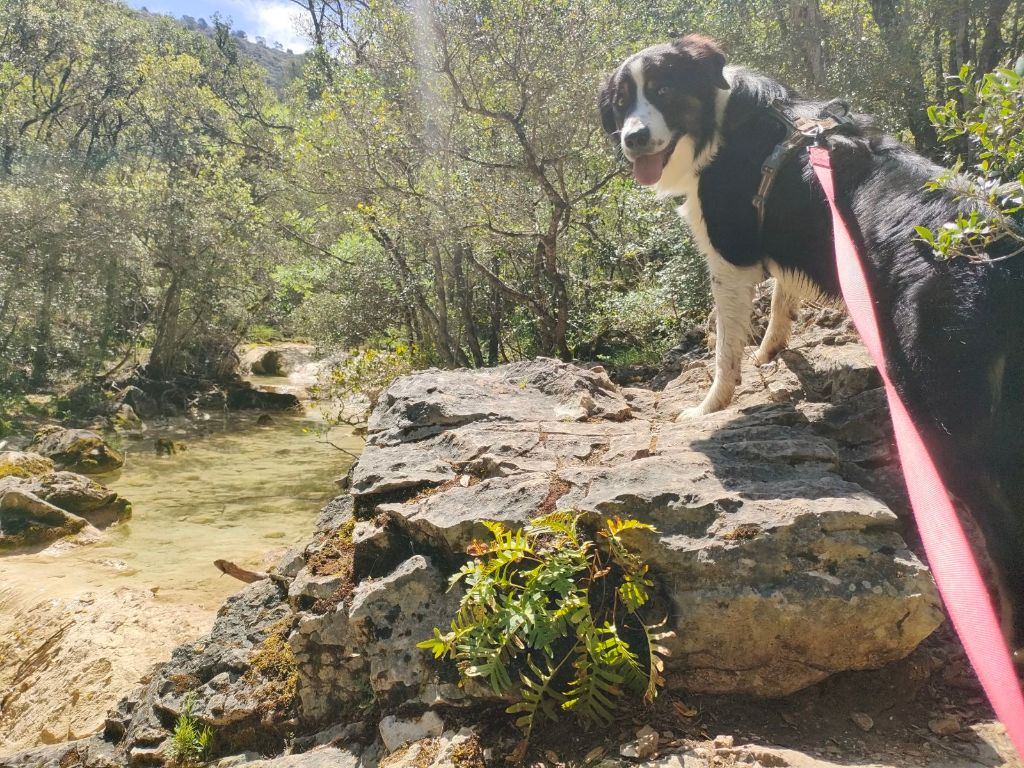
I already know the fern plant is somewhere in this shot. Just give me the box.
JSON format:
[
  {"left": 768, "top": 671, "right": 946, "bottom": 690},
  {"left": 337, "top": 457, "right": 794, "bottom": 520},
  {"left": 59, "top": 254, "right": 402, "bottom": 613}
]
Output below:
[
  {"left": 418, "top": 512, "right": 671, "bottom": 755},
  {"left": 167, "top": 694, "right": 214, "bottom": 767}
]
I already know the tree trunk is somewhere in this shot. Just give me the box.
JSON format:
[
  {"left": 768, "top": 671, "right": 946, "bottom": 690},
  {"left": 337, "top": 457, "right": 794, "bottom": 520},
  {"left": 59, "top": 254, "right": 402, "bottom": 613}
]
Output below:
[
  {"left": 869, "top": 0, "right": 937, "bottom": 152},
  {"left": 29, "top": 255, "right": 59, "bottom": 387},
  {"left": 541, "top": 224, "right": 571, "bottom": 361},
  {"left": 788, "top": 0, "right": 828, "bottom": 87},
  {"left": 488, "top": 255, "right": 502, "bottom": 367},
  {"left": 978, "top": 0, "right": 1014, "bottom": 72},
  {"left": 148, "top": 272, "right": 183, "bottom": 379},
  {"left": 453, "top": 245, "right": 484, "bottom": 367}
]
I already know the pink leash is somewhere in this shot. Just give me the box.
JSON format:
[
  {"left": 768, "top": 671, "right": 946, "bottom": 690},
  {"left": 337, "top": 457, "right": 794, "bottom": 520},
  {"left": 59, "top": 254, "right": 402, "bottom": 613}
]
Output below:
[{"left": 809, "top": 144, "right": 1024, "bottom": 757}]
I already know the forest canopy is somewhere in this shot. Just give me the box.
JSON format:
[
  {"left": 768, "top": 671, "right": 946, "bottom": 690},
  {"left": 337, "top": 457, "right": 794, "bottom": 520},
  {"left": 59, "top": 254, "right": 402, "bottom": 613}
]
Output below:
[{"left": 0, "top": 0, "right": 1021, "bottom": 401}]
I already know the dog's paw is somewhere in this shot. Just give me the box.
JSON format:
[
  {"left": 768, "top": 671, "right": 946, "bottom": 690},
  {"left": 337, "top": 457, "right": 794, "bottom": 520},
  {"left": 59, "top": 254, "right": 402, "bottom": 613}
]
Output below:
[
  {"left": 678, "top": 399, "right": 721, "bottom": 420},
  {"left": 676, "top": 406, "right": 706, "bottom": 421},
  {"left": 753, "top": 347, "right": 780, "bottom": 366}
]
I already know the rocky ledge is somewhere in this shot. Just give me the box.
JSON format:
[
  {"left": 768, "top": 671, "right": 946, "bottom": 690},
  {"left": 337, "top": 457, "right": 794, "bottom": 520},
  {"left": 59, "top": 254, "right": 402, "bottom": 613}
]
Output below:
[{"left": 6, "top": 319, "right": 1019, "bottom": 768}]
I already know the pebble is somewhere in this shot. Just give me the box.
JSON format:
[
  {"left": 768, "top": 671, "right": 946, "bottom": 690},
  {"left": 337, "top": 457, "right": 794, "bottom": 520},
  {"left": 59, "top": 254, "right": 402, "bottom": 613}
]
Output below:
[
  {"left": 928, "top": 715, "right": 962, "bottom": 736},
  {"left": 850, "top": 712, "right": 874, "bottom": 732}
]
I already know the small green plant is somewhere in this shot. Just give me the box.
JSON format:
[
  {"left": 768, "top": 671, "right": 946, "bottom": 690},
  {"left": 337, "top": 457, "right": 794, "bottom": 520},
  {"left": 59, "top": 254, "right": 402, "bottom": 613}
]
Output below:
[
  {"left": 418, "top": 512, "right": 671, "bottom": 757},
  {"left": 167, "top": 694, "right": 214, "bottom": 767}
]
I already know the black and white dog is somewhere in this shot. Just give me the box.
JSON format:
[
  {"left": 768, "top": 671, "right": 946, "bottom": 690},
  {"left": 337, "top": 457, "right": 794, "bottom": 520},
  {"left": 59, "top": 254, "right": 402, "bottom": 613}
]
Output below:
[{"left": 600, "top": 35, "right": 1024, "bottom": 645}]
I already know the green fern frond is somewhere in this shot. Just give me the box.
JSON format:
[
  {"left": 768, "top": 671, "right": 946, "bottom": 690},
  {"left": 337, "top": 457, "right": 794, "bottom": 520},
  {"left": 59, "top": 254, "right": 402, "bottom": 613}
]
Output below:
[{"left": 420, "top": 512, "right": 669, "bottom": 750}]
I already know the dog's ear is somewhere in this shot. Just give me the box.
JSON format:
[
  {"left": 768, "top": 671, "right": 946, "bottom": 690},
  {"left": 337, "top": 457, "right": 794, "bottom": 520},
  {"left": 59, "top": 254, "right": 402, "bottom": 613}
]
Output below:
[
  {"left": 598, "top": 74, "right": 618, "bottom": 137},
  {"left": 674, "top": 34, "right": 729, "bottom": 90}
]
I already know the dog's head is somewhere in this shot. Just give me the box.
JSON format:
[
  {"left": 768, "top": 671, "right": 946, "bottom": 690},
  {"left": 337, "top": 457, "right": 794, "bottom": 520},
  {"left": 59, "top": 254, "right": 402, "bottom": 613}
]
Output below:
[{"left": 600, "top": 35, "right": 730, "bottom": 191}]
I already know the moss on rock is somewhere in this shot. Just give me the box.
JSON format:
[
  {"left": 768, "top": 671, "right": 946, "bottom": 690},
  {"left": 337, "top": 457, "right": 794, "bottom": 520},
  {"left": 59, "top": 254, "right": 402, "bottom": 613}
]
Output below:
[{"left": 0, "top": 451, "right": 55, "bottom": 479}]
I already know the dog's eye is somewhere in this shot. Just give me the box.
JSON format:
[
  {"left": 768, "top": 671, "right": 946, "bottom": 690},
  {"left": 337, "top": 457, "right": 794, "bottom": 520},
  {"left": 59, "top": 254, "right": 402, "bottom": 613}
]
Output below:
[
  {"left": 657, "top": 85, "right": 672, "bottom": 97},
  {"left": 614, "top": 94, "right": 627, "bottom": 109}
]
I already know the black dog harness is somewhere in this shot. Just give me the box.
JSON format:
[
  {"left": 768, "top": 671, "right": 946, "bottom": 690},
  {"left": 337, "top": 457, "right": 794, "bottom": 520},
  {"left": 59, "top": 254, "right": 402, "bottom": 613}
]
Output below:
[{"left": 753, "top": 99, "right": 855, "bottom": 234}]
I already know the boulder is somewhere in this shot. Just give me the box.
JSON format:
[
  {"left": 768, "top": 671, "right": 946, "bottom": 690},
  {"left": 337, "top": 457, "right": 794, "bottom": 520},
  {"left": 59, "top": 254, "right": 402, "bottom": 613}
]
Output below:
[
  {"left": 0, "top": 471, "right": 131, "bottom": 548},
  {"left": 240, "top": 345, "right": 315, "bottom": 377},
  {"left": 0, "top": 484, "right": 89, "bottom": 549},
  {"left": 345, "top": 339, "right": 941, "bottom": 699},
  {"left": 29, "top": 427, "right": 124, "bottom": 475},
  {"left": 112, "top": 404, "right": 145, "bottom": 433},
  {"left": 366, "top": 358, "right": 632, "bottom": 447},
  {"left": 0, "top": 451, "right": 55, "bottom": 479}
]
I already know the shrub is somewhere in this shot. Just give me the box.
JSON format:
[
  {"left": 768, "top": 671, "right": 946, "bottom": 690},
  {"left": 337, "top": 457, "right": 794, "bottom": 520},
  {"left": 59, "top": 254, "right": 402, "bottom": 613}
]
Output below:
[
  {"left": 418, "top": 512, "right": 671, "bottom": 758},
  {"left": 917, "top": 63, "right": 1024, "bottom": 261}
]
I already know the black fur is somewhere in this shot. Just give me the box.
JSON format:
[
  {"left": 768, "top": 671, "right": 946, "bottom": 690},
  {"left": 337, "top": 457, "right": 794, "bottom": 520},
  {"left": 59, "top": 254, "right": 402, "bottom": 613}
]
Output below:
[{"left": 602, "top": 38, "right": 1024, "bottom": 644}]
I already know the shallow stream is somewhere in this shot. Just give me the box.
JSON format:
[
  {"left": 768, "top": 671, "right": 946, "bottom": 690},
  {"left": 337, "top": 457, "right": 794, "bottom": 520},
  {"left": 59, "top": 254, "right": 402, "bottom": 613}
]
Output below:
[{"left": 0, "top": 406, "right": 361, "bottom": 614}]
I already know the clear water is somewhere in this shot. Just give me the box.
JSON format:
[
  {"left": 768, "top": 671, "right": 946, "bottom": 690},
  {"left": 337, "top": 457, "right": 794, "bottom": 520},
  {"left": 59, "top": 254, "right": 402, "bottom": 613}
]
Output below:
[{"left": 0, "top": 408, "right": 361, "bottom": 613}]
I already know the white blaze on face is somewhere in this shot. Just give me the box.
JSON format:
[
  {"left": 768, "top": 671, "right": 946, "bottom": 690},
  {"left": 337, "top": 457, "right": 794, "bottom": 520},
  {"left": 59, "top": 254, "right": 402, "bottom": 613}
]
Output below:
[{"left": 621, "top": 58, "right": 674, "bottom": 186}]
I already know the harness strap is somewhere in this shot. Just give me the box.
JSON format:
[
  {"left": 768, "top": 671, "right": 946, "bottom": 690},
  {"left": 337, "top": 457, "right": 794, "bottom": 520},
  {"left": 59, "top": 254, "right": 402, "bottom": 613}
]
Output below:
[
  {"left": 754, "top": 100, "right": 853, "bottom": 235},
  {"left": 809, "top": 144, "right": 1024, "bottom": 759}
]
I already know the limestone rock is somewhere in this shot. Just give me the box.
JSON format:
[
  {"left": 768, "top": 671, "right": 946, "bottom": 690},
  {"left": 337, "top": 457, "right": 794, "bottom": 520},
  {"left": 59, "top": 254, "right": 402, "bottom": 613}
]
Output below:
[
  {"left": 29, "top": 427, "right": 124, "bottom": 475},
  {"left": 0, "top": 483, "right": 89, "bottom": 549},
  {"left": 0, "top": 589, "right": 209, "bottom": 754},
  {"left": 104, "top": 580, "right": 293, "bottom": 759},
  {"left": 367, "top": 358, "right": 631, "bottom": 448},
  {"left": 0, "top": 451, "right": 55, "bottom": 479},
  {"left": 379, "top": 729, "right": 483, "bottom": 768},
  {"left": 0, "top": 470, "right": 131, "bottom": 549},
  {"left": 350, "top": 350, "right": 941, "bottom": 698},
  {"left": 240, "top": 345, "right": 315, "bottom": 377},
  {"left": 378, "top": 712, "right": 445, "bottom": 753},
  {"left": 291, "top": 555, "right": 462, "bottom": 722}
]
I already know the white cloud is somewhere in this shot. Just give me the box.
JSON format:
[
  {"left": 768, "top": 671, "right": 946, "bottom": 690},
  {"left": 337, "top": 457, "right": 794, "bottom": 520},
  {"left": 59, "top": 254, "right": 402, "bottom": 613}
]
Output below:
[{"left": 225, "top": 0, "right": 310, "bottom": 53}]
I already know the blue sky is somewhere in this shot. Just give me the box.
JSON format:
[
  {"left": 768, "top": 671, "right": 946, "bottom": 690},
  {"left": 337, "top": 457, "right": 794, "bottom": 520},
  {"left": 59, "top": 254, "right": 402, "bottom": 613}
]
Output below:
[{"left": 124, "top": 0, "right": 310, "bottom": 52}]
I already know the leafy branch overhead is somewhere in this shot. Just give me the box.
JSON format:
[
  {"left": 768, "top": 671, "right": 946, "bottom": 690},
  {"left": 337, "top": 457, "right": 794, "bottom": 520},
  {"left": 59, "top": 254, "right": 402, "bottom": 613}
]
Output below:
[{"left": 418, "top": 513, "right": 672, "bottom": 755}]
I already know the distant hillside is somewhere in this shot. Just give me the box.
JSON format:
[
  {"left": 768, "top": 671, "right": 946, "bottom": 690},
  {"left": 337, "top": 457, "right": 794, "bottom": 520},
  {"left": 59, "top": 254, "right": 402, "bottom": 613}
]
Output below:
[{"left": 137, "top": 9, "right": 306, "bottom": 94}]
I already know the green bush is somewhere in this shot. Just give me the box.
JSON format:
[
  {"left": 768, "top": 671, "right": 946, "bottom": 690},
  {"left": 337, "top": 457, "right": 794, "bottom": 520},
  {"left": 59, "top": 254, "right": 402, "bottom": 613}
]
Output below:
[
  {"left": 419, "top": 512, "right": 671, "bottom": 757},
  {"left": 917, "top": 64, "right": 1024, "bottom": 261}
]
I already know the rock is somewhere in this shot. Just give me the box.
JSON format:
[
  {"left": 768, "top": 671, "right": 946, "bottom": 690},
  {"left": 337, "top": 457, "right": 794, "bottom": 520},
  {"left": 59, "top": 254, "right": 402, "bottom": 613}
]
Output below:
[
  {"left": 367, "top": 358, "right": 631, "bottom": 448},
  {"left": 241, "top": 345, "right": 315, "bottom": 377},
  {"left": 27, "top": 471, "right": 131, "bottom": 524},
  {"left": 0, "top": 471, "right": 130, "bottom": 549},
  {"left": 104, "top": 579, "right": 294, "bottom": 760},
  {"left": 378, "top": 729, "right": 482, "bottom": 768},
  {"left": 620, "top": 726, "right": 659, "bottom": 759},
  {"left": 381, "top": 475, "right": 552, "bottom": 553},
  {"left": 928, "top": 714, "right": 962, "bottom": 736},
  {"left": 225, "top": 383, "right": 301, "bottom": 412},
  {"left": 231, "top": 746, "right": 364, "bottom": 768},
  {"left": 118, "top": 386, "right": 159, "bottom": 420},
  {"left": 0, "top": 451, "right": 55, "bottom": 479},
  {"left": 850, "top": 712, "right": 874, "bottom": 732},
  {"left": 779, "top": 333, "right": 881, "bottom": 402},
  {"left": 291, "top": 554, "right": 463, "bottom": 722},
  {"left": 112, "top": 404, "right": 145, "bottom": 433},
  {"left": 378, "top": 711, "right": 445, "bottom": 753},
  {"left": 0, "top": 739, "right": 122, "bottom": 768},
  {"left": 29, "top": 427, "right": 124, "bottom": 475},
  {"left": 0, "top": 588, "right": 209, "bottom": 754},
  {"left": 347, "top": 353, "right": 943, "bottom": 698},
  {"left": 0, "top": 484, "right": 90, "bottom": 549}
]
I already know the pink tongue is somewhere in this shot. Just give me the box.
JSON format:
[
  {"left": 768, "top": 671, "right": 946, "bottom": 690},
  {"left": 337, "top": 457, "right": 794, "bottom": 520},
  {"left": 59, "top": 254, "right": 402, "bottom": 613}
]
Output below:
[{"left": 633, "top": 151, "right": 665, "bottom": 186}]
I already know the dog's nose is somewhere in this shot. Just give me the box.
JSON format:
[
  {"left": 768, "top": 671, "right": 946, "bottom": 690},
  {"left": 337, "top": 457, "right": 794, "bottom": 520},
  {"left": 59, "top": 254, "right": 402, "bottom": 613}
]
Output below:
[{"left": 623, "top": 126, "right": 651, "bottom": 150}]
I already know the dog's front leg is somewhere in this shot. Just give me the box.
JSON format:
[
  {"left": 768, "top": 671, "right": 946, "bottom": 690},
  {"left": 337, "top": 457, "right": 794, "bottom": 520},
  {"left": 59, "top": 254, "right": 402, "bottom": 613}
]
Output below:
[{"left": 683, "top": 260, "right": 761, "bottom": 417}]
